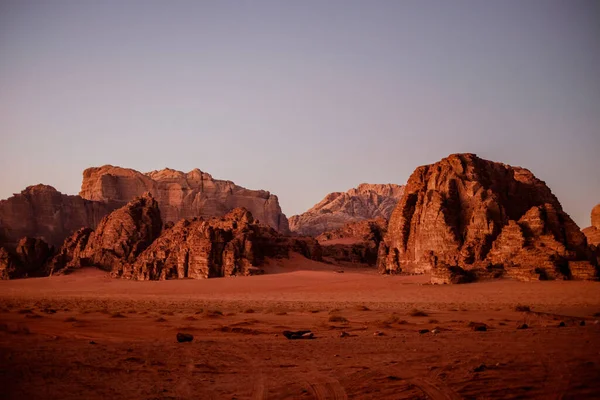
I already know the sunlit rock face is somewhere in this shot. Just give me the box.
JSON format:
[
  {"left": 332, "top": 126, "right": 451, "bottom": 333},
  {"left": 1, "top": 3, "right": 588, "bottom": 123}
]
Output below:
[
  {"left": 79, "top": 165, "right": 289, "bottom": 233},
  {"left": 377, "top": 153, "right": 597, "bottom": 282}
]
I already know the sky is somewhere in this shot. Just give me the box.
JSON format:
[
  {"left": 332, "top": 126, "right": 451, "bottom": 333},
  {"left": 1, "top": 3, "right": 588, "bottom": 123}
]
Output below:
[{"left": 0, "top": 0, "right": 599, "bottom": 227}]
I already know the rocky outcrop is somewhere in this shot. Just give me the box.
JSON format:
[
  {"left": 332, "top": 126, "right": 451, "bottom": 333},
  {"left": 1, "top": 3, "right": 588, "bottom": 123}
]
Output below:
[
  {"left": 377, "top": 153, "right": 597, "bottom": 281},
  {"left": 582, "top": 204, "right": 600, "bottom": 247},
  {"left": 0, "top": 248, "right": 17, "bottom": 279},
  {"left": 124, "top": 208, "right": 320, "bottom": 280},
  {"left": 50, "top": 193, "right": 162, "bottom": 275},
  {"left": 0, "top": 185, "right": 117, "bottom": 248},
  {"left": 47, "top": 228, "right": 92, "bottom": 275},
  {"left": 289, "top": 184, "right": 404, "bottom": 237},
  {"left": 79, "top": 165, "right": 289, "bottom": 233},
  {"left": 317, "top": 218, "right": 387, "bottom": 266},
  {"left": 0, "top": 237, "right": 54, "bottom": 279}
]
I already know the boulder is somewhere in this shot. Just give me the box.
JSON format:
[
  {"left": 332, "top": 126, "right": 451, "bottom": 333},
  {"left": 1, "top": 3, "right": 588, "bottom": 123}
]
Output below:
[
  {"left": 289, "top": 183, "right": 404, "bottom": 236},
  {"left": 79, "top": 165, "right": 289, "bottom": 233},
  {"left": 377, "top": 153, "right": 597, "bottom": 281}
]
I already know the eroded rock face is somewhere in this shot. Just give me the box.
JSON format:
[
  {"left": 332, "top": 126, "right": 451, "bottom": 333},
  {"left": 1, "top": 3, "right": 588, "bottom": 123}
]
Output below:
[
  {"left": 79, "top": 165, "right": 289, "bottom": 233},
  {"left": 0, "top": 237, "right": 54, "bottom": 279},
  {"left": 582, "top": 204, "right": 600, "bottom": 247},
  {"left": 124, "top": 208, "right": 321, "bottom": 280},
  {"left": 377, "top": 153, "right": 597, "bottom": 281},
  {"left": 317, "top": 218, "right": 387, "bottom": 266},
  {"left": 289, "top": 184, "right": 404, "bottom": 237},
  {"left": 50, "top": 193, "right": 162, "bottom": 275},
  {"left": 0, "top": 185, "right": 117, "bottom": 248}
]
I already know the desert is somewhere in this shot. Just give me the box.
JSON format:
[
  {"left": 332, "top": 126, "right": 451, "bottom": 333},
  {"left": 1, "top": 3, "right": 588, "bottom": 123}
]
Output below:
[
  {"left": 1, "top": 261, "right": 600, "bottom": 399},
  {"left": 2, "top": 2, "right": 600, "bottom": 398}
]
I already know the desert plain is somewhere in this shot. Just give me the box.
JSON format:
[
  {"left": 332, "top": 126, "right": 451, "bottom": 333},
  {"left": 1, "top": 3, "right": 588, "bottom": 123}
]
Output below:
[{"left": 1, "top": 254, "right": 599, "bottom": 400}]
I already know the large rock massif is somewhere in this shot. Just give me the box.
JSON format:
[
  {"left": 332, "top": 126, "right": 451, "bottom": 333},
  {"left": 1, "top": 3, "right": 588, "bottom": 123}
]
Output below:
[
  {"left": 289, "top": 184, "right": 404, "bottom": 237},
  {"left": 582, "top": 204, "right": 600, "bottom": 247},
  {"left": 49, "top": 194, "right": 320, "bottom": 279},
  {"left": 0, "top": 185, "right": 117, "bottom": 248},
  {"left": 377, "top": 153, "right": 597, "bottom": 282},
  {"left": 79, "top": 166, "right": 290, "bottom": 233}
]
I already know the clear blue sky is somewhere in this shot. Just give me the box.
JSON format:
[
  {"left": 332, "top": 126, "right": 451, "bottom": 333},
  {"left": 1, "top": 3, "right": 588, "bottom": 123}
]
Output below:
[{"left": 1, "top": 0, "right": 599, "bottom": 227}]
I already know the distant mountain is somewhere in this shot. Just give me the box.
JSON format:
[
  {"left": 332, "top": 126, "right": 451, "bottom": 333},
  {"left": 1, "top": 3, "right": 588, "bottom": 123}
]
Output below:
[{"left": 288, "top": 183, "right": 404, "bottom": 236}]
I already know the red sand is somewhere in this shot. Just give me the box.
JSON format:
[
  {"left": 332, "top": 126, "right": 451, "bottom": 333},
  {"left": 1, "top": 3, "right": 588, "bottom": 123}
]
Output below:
[{"left": 1, "top": 255, "right": 599, "bottom": 399}]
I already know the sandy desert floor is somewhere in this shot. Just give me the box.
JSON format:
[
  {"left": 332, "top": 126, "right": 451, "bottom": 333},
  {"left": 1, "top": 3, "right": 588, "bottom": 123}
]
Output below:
[{"left": 1, "top": 255, "right": 600, "bottom": 400}]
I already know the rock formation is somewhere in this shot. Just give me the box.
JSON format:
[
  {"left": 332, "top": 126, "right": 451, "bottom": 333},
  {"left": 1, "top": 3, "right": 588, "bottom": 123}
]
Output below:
[
  {"left": 0, "top": 185, "right": 117, "bottom": 248},
  {"left": 50, "top": 193, "right": 162, "bottom": 275},
  {"left": 125, "top": 208, "right": 320, "bottom": 280},
  {"left": 317, "top": 218, "right": 387, "bottom": 266},
  {"left": 79, "top": 165, "right": 290, "bottom": 233},
  {"left": 377, "top": 153, "right": 597, "bottom": 282},
  {"left": 289, "top": 183, "right": 404, "bottom": 237},
  {"left": 582, "top": 204, "right": 600, "bottom": 247},
  {"left": 0, "top": 237, "right": 54, "bottom": 279},
  {"left": 50, "top": 194, "right": 320, "bottom": 279}
]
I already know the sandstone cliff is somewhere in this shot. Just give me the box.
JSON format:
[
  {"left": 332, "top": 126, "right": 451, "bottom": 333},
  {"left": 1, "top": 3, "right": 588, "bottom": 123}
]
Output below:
[
  {"left": 582, "top": 204, "right": 600, "bottom": 247},
  {"left": 79, "top": 165, "right": 289, "bottom": 233},
  {"left": 0, "top": 185, "right": 117, "bottom": 248},
  {"left": 50, "top": 193, "right": 162, "bottom": 275},
  {"left": 289, "top": 183, "right": 404, "bottom": 236},
  {"left": 377, "top": 153, "right": 597, "bottom": 282}
]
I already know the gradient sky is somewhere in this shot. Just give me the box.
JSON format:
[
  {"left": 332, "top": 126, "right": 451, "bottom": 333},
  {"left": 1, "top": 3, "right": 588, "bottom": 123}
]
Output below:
[{"left": 1, "top": 0, "right": 599, "bottom": 227}]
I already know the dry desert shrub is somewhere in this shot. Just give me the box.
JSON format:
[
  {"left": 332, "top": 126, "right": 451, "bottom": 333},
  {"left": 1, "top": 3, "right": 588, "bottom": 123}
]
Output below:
[
  {"left": 328, "top": 315, "right": 349, "bottom": 323},
  {"left": 409, "top": 309, "right": 429, "bottom": 317}
]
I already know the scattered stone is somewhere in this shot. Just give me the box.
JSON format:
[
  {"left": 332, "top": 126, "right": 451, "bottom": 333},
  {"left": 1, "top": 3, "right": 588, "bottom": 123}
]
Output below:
[
  {"left": 558, "top": 321, "right": 566, "bottom": 327},
  {"left": 335, "top": 270, "right": 345, "bottom": 273},
  {"left": 176, "top": 333, "right": 194, "bottom": 343},
  {"left": 89, "top": 340, "right": 96, "bottom": 345},
  {"left": 339, "top": 331, "right": 350, "bottom": 338},
  {"left": 373, "top": 331, "right": 385, "bottom": 336},
  {"left": 431, "top": 328, "right": 440, "bottom": 334},
  {"left": 468, "top": 322, "right": 488, "bottom": 332},
  {"left": 282, "top": 330, "right": 313, "bottom": 340},
  {"left": 580, "top": 321, "right": 586, "bottom": 326},
  {"left": 473, "top": 364, "right": 487, "bottom": 372},
  {"left": 418, "top": 329, "right": 430, "bottom": 334},
  {"left": 517, "top": 324, "right": 529, "bottom": 330}
]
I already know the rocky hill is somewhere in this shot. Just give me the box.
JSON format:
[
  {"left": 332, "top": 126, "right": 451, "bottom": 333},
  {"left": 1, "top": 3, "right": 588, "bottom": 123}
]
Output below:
[
  {"left": 289, "top": 183, "right": 404, "bottom": 236},
  {"left": 80, "top": 165, "right": 289, "bottom": 233},
  {"left": 377, "top": 153, "right": 598, "bottom": 282},
  {"left": 47, "top": 194, "right": 320, "bottom": 279},
  {"left": 0, "top": 185, "right": 117, "bottom": 248},
  {"left": 582, "top": 204, "right": 600, "bottom": 247}
]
